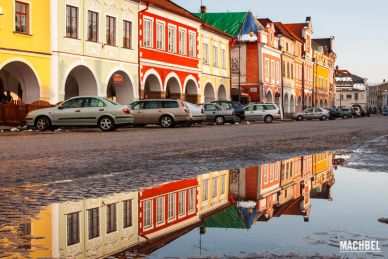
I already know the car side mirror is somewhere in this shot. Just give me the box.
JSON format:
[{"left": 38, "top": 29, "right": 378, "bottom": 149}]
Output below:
[{"left": 58, "top": 105, "right": 63, "bottom": 110}]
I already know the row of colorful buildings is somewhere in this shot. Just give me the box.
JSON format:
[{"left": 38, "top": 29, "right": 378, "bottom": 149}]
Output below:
[
  {"left": 2, "top": 152, "right": 335, "bottom": 258},
  {"left": 0, "top": 0, "right": 336, "bottom": 117}
]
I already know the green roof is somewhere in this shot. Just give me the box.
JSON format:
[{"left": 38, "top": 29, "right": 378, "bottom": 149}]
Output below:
[
  {"left": 193, "top": 12, "right": 248, "bottom": 37},
  {"left": 203, "top": 206, "right": 246, "bottom": 229}
]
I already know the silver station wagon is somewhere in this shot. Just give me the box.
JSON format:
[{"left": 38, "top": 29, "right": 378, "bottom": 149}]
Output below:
[{"left": 25, "top": 96, "right": 134, "bottom": 131}]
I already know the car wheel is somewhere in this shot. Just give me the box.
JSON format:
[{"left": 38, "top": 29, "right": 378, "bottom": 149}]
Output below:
[
  {"left": 320, "top": 115, "right": 328, "bottom": 121},
  {"left": 343, "top": 115, "right": 348, "bottom": 119},
  {"left": 264, "top": 115, "right": 273, "bottom": 123},
  {"left": 99, "top": 116, "right": 116, "bottom": 131},
  {"left": 215, "top": 116, "right": 225, "bottom": 125},
  {"left": 296, "top": 115, "right": 303, "bottom": 121},
  {"left": 234, "top": 116, "right": 242, "bottom": 123},
  {"left": 160, "top": 115, "right": 174, "bottom": 128},
  {"left": 35, "top": 116, "right": 51, "bottom": 131}
]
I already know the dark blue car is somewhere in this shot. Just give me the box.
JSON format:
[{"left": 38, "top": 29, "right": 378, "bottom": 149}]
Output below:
[{"left": 211, "top": 101, "right": 245, "bottom": 122}]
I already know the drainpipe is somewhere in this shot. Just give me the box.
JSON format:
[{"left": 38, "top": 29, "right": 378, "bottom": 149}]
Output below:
[
  {"left": 138, "top": 2, "right": 149, "bottom": 100},
  {"left": 278, "top": 35, "right": 285, "bottom": 119},
  {"left": 302, "top": 52, "right": 305, "bottom": 109}
]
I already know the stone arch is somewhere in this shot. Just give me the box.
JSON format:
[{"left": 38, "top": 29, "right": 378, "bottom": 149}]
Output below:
[
  {"left": 274, "top": 92, "right": 281, "bottom": 106},
  {"left": 284, "top": 93, "right": 289, "bottom": 113},
  {"left": 308, "top": 96, "right": 312, "bottom": 107},
  {"left": 143, "top": 69, "right": 163, "bottom": 99},
  {"left": 204, "top": 82, "right": 216, "bottom": 103},
  {"left": 64, "top": 65, "right": 98, "bottom": 100},
  {"left": 106, "top": 70, "right": 135, "bottom": 104},
  {"left": 324, "top": 99, "right": 328, "bottom": 108},
  {"left": 217, "top": 84, "right": 227, "bottom": 101},
  {"left": 297, "top": 95, "right": 302, "bottom": 112},
  {"left": 0, "top": 60, "right": 41, "bottom": 104},
  {"left": 319, "top": 99, "right": 324, "bottom": 108},
  {"left": 184, "top": 78, "right": 199, "bottom": 103},
  {"left": 165, "top": 73, "right": 182, "bottom": 99},
  {"left": 290, "top": 95, "right": 295, "bottom": 113},
  {"left": 266, "top": 90, "right": 273, "bottom": 103}
]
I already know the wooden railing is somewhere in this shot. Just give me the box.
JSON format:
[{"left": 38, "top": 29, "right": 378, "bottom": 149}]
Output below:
[{"left": 0, "top": 100, "right": 52, "bottom": 126}]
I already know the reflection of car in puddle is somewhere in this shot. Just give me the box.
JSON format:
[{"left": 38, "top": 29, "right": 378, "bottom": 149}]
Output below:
[{"left": 0, "top": 152, "right": 336, "bottom": 258}]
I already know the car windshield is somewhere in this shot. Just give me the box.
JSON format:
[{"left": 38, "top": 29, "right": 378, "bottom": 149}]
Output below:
[{"left": 103, "top": 98, "right": 119, "bottom": 105}]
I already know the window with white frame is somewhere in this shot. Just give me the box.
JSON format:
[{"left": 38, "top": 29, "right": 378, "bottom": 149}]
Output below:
[
  {"left": 156, "top": 22, "right": 164, "bottom": 50},
  {"left": 213, "top": 46, "right": 218, "bottom": 67},
  {"left": 276, "top": 62, "right": 280, "bottom": 81},
  {"left": 212, "top": 177, "right": 218, "bottom": 198},
  {"left": 221, "top": 49, "right": 226, "bottom": 68},
  {"left": 220, "top": 175, "right": 226, "bottom": 195},
  {"left": 188, "top": 188, "right": 195, "bottom": 212},
  {"left": 189, "top": 32, "right": 196, "bottom": 57},
  {"left": 66, "top": 5, "right": 78, "bottom": 38},
  {"left": 271, "top": 60, "right": 275, "bottom": 79},
  {"left": 270, "top": 165, "right": 274, "bottom": 182},
  {"left": 168, "top": 193, "right": 176, "bottom": 220},
  {"left": 143, "top": 200, "right": 152, "bottom": 228},
  {"left": 156, "top": 197, "right": 164, "bottom": 224},
  {"left": 202, "top": 179, "right": 209, "bottom": 201},
  {"left": 203, "top": 43, "right": 209, "bottom": 64},
  {"left": 168, "top": 26, "right": 176, "bottom": 53},
  {"left": 264, "top": 166, "right": 268, "bottom": 184},
  {"left": 179, "top": 29, "right": 186, "bottom": 55},
  {"left": 264, "top": 59, "right": 269, "bottom": 80},
  {"left": 178, "top": 191, "right": 186, "bottom": 216},
  {"left": 143, "top": 18, "right": 152, "bottom": 47}
]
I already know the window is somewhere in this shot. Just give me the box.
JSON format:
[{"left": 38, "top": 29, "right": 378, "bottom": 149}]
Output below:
[
  {"left": 156, "top": 22, "right": 164, "bottom": 50},
  {"left": 106, "top": 16, "right": 116, "bottom": 46},
  {"left": 291, "top": 64, "right": 294, "bottom": 79},
  {"left": 270, "top": 166, "right": 274, "bottom": 182},
  {"left": 221, "top": 49, "right": 226, "bottom": 68},
  {"left": 87, "top": 11, "right": 98, "bottom": 42},
  {"left": 67, "top": 212, "right": 79, "bottom": 246},
  {"left": 212, "top": 177, "right": 218, "bottom": 198},
  {"left": 276, "top": 62, "right": 280, "bottom": 81},
  {"left": 264, "top": 166, "right": 268, "bottom": 184},
  {"left": 143, "top": 200, "right": 152, "bottom": 228},
  {"left": 168, "top": 193, "right": 176, "bottom": 220},
  {"left": 62, "top": 98, "right": 84, "bottom": 109},
  {"left": 123, "top": 20, "right": 132, "bottom": 49},
  {"left": 168, "top": 26, "right": 176, "bottom": 53},
  {"left": 123, "top": 199, "right": 133, "bottom": 228},
  {"left": 203, "top": 43, "right": 209, "bottom": 64},
  {"left": 355, "top": 92, "right": 359, "bottom": 101},
  {"left": 189, "top": 32, "right": 196, "bottom": 57},
  {"left": 220, "top": 175, "right": 226, "bottom": 195},
  {"left": 144, "top": 101, "right": 162, "bottom": 109},
  {"left": 178, "top": 191, "right": 185, "bottom": 216},
  {"left": 346, "top": 94, "right": 352, "bottom": 99},
  {"left": 179, "top": 29, "right": 186, "bottom": 55},
  {"left": 282, "top": 61, "right": 286, "bottom": 77},
  {"left": 287, "top": 63, "right": 290, "bottom": 78},
  {"left": 264, "top": 59, "right": 269, "bottom": 80},
  {"left": 143, "top": 18, "right": 152, "bottom": 47},
  {"left": 188, "top": 188, "right": 195, "bottom": 212},
  {"left": 213, "top": 46, "right": 218, "bottom": 67},
  {"left": 156, "top": 197, "right": 164, "bottom": 224},
  {"left": 66, "top": 5, "right": 78, "bottom": 38},
  {"left": 88, "top": 208, "right": 99, "bottom": 239},
  {"left": 82, "top": 98, "right": 105, "bottom": 107},
  {"left": 202, "top": 179, "right": 209, "bottom": 201},
  {"left": 15, "top": 1, "right": 29, "bottom": 34},
  {"left": 271, "top": 61, "right": 275, "bottom": 79},
  {"left": 162, "top": 101, "right": 179, "bottom": 108},
  {"left": 106, "top": 203, "right": 117, "bottom": 233}
]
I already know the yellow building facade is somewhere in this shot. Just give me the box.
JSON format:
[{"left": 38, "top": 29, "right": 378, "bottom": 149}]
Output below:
[
  {"left": 199, "top": 25, "right": 231, "bottom": 103},
  {"left": 313, "top": 47, "right": 330, "bottom": 108},
  {"left": 0, "top": 0, "right": 51, "bottom": 103}
]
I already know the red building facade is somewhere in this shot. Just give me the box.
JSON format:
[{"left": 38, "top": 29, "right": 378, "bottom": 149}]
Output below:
[{"left": 139, "top": 0, "right": 201, "bottom": 103}]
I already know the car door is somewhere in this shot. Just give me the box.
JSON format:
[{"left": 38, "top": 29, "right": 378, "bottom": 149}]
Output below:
[
  {"left": 144, "top": 101, "right": 163, "bottom": 124},
  {"left": 79, "top": 98, "right": 107, "bottom": 125},
  {"left": 254, "top": 105, "right": 265, "bottom": 120},
  {"left": 244, "top": 105, "right": 255, "bottom": 121},
  {"left": 131, "top": 101, "right": 146, "bottom": 124},
  {"left": 204, "top": 104, "right": 217, "bottom": 121},
  {"left": 51, "top": 98, "right": 84, "bottom": 125},
  {"left": 314, "top": 108, "right": 323, "bottom": 119},
  {"left": 304, "top": 108, "right": 314, "bottom": 119}
]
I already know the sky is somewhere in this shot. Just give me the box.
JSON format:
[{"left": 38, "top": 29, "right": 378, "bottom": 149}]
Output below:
[{"left": 174, "top": 0, "right": 388, "bottom": 85}]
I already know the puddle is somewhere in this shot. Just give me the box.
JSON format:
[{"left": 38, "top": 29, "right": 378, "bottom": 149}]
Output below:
[{"left": 0, "top": 152, "right": 387, "bottom": 258}]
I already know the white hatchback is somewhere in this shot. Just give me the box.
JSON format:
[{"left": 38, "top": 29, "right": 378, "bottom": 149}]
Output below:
[{"left": 244, "top": 103, "right": 281, "bottom": 123}]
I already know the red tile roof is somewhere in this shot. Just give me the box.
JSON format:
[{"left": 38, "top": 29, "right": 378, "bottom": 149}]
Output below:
[
  {"left": 141, "top": 0, "right": 201, "bottom": 22},
  {"left": 257, "top": 18, "right": 273, "bottom": 28},
  {"left": 283, "top": 23, "right": 306, "bottom": 42},
  {"left": 273, "top": 22, "right": 301, "bottom": 42}
]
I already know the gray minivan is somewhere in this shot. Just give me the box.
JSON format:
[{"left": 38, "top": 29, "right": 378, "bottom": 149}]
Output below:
[{"left": 130, "top": 99, "right": 191, "bottom": 128}]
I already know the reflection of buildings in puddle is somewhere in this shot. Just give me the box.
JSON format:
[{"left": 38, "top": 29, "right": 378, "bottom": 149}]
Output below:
[{"left": 0, "top": 153, "right": 335, "bottom": 258}]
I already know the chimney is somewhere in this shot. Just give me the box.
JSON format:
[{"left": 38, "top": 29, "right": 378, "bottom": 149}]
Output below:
[
  {"left": 306, "top": 16, "right": 311, "bottom": 23},
  {"left": 200, "top": 5, "right": 207, "bottom": 13}
]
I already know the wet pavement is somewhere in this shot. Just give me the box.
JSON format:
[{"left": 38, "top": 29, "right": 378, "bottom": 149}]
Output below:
[{"left": 0, "top": 147, "right": 387, "bottom": 258}]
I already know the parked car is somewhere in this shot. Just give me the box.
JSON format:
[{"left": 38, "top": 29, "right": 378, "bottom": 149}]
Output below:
[
  {"left": 323, "top": 108, "right": 340, "bottom": 120},
  {"left": 292, "top": 108, "right": 330, "bottom": 121},
  {"left": 352, "top": 105, "right": 366, "bottom": 117},
  {"left": 25, "top": 96, "right": 133, "bottom": 131},
  {"left": 382, "top": 106, "right": 388, "bottom": 116},
  {"left": 130, "top": 99, "right": 190, "bottom": 128},
  {"left": 244, "top": 103, "right": 281, "bottom": 123},
  {"left": 211, "top": 101, "right": 245, "bottom": 123},
  {"left": 198, "top": 103, "right": 235, "bottom": 125},
  {"left": 352, "top": 106, "right": 362, "bottom": 117},
  {"left": 182, "top": 101, "right": 206, "bottom": 126},
  {"left": 335, "top": 107, "right": 353, "bottom": 119}
]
